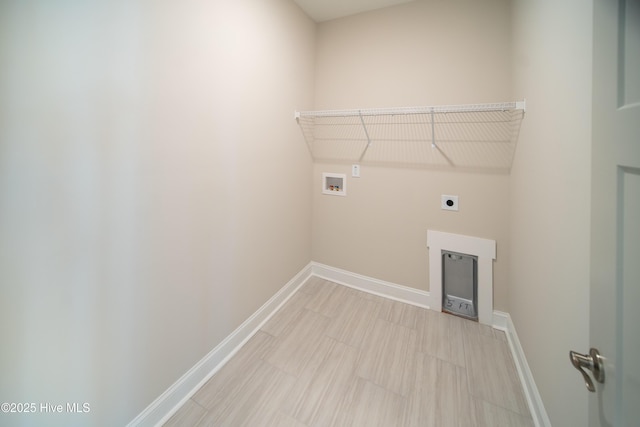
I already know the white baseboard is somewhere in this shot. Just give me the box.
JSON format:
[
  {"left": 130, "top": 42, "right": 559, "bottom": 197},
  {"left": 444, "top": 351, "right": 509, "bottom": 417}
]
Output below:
[
  {"left": 127, "top": 263, "right": 313, "bottom": 427},
  {"left": 500, "top": 313, "right": 551, "bottom": 427},
  {"left": 310, "top": 262, "right": 431, "bottom": 308},
  {"left": 492, "top": 310, "right": 509, "bottom": 330},
  {"left": 128, "top": 261, "right": 549, "bottom": 427}
]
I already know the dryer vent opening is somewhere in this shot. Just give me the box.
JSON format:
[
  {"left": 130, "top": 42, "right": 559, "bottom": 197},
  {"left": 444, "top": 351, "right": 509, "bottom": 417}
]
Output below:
[{"left": 442, "top": 250, "right": 478, "bottom": 321}]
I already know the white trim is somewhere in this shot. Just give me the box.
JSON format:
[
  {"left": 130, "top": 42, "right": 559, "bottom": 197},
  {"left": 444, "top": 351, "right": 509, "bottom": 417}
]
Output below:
[
  {"left": 310, "top": 262, "right": 430, "bottom": 308},
  {"left": 427, "top": 230, "right": 496, "bottom": 326},
  {"left": 126, "top": 263, "right": 313, "bottom": 427},
  {"left": 492, "top": 310, "right": 509, "bottom": 331},
  {"left": 499, "top": 312, "right": 552, "bottom": 427}
]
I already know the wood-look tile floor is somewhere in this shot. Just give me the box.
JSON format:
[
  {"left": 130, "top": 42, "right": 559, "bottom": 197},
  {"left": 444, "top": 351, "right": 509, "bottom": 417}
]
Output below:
[{"left": 164, "top": 277, "right": 534, "bottom": 427}]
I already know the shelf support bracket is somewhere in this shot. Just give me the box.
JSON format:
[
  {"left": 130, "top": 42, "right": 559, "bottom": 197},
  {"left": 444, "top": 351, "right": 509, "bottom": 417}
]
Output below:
[
  {"left": 431, "top": 108, "right": 437, "bottom": 149},
  {"left": 358, "top": 110, "right": 373, "bottom": 162}
]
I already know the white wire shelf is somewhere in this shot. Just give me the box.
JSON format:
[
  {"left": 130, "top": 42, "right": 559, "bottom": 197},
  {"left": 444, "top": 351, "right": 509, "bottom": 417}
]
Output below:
[{"left": 295, "top": 100, "right": 526, "bottom": 172}]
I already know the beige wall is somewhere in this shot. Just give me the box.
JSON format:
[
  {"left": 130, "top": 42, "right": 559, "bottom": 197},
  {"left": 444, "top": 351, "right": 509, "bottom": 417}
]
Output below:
[
  {"left": 312, "top": 0, "right": 513, "bottom": 310},
  {"left": 0, "top": 1, "right": 597, "bottom": 425},
  {"left": 0, "top": 0, "right": 314, "bottom": 425},
  {"left": 509, "top": 0, "right": 592, "bottom": 425}
]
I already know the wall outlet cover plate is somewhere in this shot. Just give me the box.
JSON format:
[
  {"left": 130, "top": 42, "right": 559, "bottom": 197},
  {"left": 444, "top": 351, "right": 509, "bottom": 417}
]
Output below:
[{"left": 441, "top": 195, "right": 459, "bottom": 211}]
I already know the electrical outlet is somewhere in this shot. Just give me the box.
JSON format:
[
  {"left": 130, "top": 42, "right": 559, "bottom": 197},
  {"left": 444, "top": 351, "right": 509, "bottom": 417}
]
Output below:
[
  {"left": 352, "top": 164, "right": 360, "bottom": 177},
  {"left": 441, "top": 195, "right": 459, "bottom": 211}
]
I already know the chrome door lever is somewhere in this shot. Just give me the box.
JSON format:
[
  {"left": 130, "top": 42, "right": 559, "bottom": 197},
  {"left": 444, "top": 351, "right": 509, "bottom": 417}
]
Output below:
[{"left": 569, "top": 347, "right": 605, "bottom": 392}]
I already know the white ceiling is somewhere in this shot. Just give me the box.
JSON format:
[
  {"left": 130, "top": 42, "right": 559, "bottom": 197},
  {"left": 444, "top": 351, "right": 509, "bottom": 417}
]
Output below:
[{"left": 293, "top": 0, "right": 415, "bottom": 22}]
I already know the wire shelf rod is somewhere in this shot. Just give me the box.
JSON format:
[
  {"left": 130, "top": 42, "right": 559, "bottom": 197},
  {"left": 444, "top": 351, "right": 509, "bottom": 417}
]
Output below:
[{"left": 295, "top": 100, "right": 525, "bottom": 119}]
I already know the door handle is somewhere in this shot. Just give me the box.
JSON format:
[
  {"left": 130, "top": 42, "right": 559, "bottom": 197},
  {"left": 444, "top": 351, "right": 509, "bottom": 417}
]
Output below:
[{"left": 569, "top": 347, "right": 605, "bottom": 392}]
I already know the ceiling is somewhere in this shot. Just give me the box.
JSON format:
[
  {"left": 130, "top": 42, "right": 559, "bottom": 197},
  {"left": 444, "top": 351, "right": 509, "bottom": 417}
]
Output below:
[{"left": 293, "top": 0, "right": 415, "bottom": 22}]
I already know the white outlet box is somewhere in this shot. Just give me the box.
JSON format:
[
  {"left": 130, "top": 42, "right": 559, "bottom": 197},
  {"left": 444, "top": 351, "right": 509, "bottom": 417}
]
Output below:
[
  {"left": 322, "top": 173, "right": 346, "bottom": 196},
  {"left": 352, "top": 164, "right": 360, "bottom": 177},
  {"left": 441, "top": 195, "right": 459, "bottom": 211}
]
